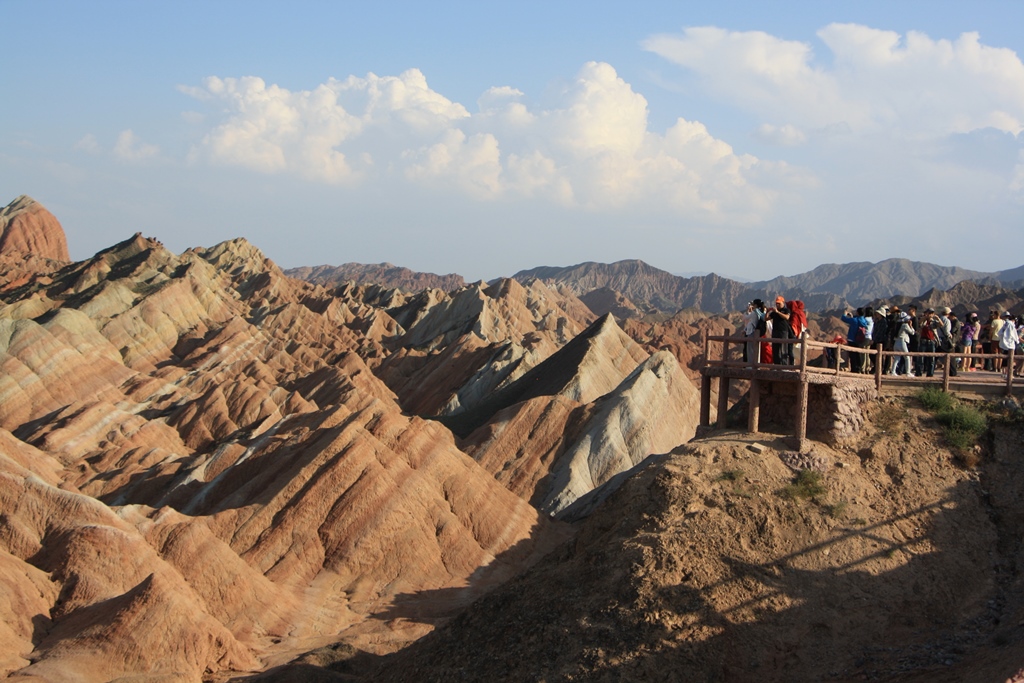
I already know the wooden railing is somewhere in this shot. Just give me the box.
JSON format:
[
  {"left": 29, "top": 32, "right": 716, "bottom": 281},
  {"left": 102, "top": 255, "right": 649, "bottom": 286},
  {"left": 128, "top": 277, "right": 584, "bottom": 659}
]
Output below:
[{"left": 703, "top": 330, "right": 1019, "bottom": 395}]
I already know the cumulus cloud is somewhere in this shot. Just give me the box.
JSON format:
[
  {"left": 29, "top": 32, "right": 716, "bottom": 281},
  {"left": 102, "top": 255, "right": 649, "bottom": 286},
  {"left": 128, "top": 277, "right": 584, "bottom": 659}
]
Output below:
[
  {"left": 643, "top": 24, "right": 1024, "bottom": 137},
  {"left": 183, "top": 61, "right": 785, "bottom": 223},
  {"left": 113, "top": 130, "right": 160, "bottom": 161}
]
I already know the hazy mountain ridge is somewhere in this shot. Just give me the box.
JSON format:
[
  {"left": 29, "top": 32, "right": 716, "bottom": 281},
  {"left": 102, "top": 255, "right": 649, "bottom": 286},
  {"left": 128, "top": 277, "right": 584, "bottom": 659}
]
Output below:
[
  {"left": 750, "top": 257, "right": 1022, "bottom": 302},
  {"left": 513, "top": 260, "right": 752, "bottom": 314},
  {"left": 285, "top": 262, "right": 466, "bottom": 293}
]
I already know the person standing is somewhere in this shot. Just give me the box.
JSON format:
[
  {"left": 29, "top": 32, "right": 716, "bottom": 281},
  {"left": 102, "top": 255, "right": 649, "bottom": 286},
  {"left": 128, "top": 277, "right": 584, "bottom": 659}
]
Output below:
[
  {"left": 907, "top": 305, "right": 921, "bottom": 376},
  {"left": 961, "top": 312, "right": 980, "bottom": 371},
  {"left": 873, "top": 306, "right": 889, "bottom": 373},
  {"left": 769, "top": 296, "right": 793, "bottom": 365},
  {"left": 984, "top": 311, "right": 1003, "bottom": 371},
  {"left": 936, "top": 307, "right": 956, "bottom": 376},
  {"left": 998, "top": 311, "right": 1020, "bottom": 378},
  {"left": 741, "top": 299, "right": 765, "bottom": 362},
  {"left": 841, "top": 308, "right": 866, "bottom": 373},
  {"left": 891, "top": 312, "right": 913, "bottom": 376},
  {"left": 919, "top": 309, "right": 939, "bottom": 377}
]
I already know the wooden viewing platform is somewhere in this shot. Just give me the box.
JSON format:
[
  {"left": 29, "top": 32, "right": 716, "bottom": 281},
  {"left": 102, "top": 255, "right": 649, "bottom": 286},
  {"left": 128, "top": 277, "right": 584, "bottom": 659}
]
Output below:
[{"left": 699, "top": 331, "right": 1022, "bottom": 451}]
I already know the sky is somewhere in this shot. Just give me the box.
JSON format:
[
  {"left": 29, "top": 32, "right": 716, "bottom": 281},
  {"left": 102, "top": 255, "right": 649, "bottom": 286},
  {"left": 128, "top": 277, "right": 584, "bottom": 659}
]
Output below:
[{"left": 3, "top": 1, "right": 1024, "bottom": 281}]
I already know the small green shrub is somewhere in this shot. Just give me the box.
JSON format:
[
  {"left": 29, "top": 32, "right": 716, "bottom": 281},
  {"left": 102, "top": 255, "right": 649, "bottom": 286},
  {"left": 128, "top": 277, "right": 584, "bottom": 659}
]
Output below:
[
  {"left": 937, "top": 405, "right": 987, "bottom": 434},
  {"left": 781, "top": 469, "right": 826, "bottom": 501},
  {"left": 918, "top": 387, "right": 955, "bottom": 412},
  {"left": 716, "top": 469, "right": 744, "bottom": 483},
  {"left": 917, "top": 390, "right": 988, "bottom": 454},
  {"left": 823, "top": 500, "right": 848, "bottom": 519}
]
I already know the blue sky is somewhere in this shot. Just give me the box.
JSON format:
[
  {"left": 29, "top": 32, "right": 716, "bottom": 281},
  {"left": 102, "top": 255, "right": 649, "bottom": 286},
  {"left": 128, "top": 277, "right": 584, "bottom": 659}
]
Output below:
[{"left": 3, "top": 1, "right": 1023, "bottom": 281}]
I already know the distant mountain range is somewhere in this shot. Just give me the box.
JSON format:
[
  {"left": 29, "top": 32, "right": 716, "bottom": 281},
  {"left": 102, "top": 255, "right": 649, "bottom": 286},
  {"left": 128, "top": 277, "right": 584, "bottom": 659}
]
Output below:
[
  {"left": 513, "top": 258, "right": 1024, "bottom": 314},
  {"left": 287, "top": 257, "right": 1024, "bottom": 316}
]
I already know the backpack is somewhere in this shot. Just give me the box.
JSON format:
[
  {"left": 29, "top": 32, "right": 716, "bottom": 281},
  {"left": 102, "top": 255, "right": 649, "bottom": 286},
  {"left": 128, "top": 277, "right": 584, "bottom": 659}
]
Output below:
[
  {"left": 787, "top": 300, "right": 807, "bottom": 337},
  {"left": 936, "top": 320, "right": 953, "bottom": 352},
  {"left": 854, "top": 320, "right": 867, "bottom": 344}
]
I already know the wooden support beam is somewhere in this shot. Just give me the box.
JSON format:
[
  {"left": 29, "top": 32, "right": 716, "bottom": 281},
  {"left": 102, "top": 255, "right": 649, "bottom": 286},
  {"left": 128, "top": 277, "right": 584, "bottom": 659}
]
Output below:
[
  {"left": 700, "top": 375, "right": 711, "bottom": 427},
  {"left": 716, "top": 376, "right": 730, "bottom": 428},
  {"left": 748, "top": 379, "right": 761, "bottom": 433},
  {"left": 795, "top": 379, "right": 809, "bottom": 452}
]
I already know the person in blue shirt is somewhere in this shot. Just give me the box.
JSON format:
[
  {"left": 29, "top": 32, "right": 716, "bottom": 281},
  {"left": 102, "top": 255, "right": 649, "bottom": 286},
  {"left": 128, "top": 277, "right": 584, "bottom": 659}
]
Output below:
[{"left": 840, "top": 307, "right": 870, "bottom": 373}]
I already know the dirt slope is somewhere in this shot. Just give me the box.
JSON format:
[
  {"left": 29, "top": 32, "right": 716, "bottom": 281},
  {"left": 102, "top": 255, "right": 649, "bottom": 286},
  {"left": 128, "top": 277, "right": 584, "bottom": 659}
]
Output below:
[{"left": 360, "top": 398, "right": 1024, "bottom": 682}]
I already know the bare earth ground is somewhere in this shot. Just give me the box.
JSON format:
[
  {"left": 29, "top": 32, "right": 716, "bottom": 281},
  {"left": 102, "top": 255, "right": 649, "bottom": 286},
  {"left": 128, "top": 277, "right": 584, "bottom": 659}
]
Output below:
[{"left": 262, "top": 396, "right": 1024, "bottom": 682}]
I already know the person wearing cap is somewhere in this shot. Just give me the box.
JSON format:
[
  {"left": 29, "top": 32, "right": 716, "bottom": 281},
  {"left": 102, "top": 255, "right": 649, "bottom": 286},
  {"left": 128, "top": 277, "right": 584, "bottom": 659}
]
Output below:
[
  {"left": 768, "top": 295, "right": 793, "bottom": 365},
  {"left": 960, "top": 312, "right": 980, "bottom": 371}
]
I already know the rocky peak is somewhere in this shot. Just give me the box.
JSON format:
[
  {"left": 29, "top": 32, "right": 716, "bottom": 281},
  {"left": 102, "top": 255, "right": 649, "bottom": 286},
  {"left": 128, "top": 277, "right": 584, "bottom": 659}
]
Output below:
[{"left": 0, "top": 195, "right": 70, "bottom": 261}]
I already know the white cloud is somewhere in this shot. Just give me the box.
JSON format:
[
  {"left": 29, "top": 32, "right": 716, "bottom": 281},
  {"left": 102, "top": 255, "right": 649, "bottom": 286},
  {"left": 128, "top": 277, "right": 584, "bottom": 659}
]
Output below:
[
  {"left": 754, "top": 123, "right": 808, "bottom": 147},
  {"left": 182, "top": 62, "right": 793, "bottom": 222},
  {"left": 644, "top": 24, "right": 1024, "bottom": 137},
  {"left": 478, "top": 86, "right": 525, "bottom": 113},
  {"left": 74, "top": 134, "right": 101, "bottom": 154},
  {"left": 113, "top": 130, "right": 160, "bottom": 161}
]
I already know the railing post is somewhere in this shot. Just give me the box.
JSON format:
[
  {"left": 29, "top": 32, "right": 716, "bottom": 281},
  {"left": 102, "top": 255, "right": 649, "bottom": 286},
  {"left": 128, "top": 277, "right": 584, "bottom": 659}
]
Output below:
[
  {"left": 703, "top": 330, "right": 709, "bottom": 368},
  {"left": 834, "top": 342, "right": 841, "bottom": 375},
  {"left": 722, "top": 327, "right": 731, "bottom": 364},
  {"left": 943, "top": 353, "right": 951, "bottom": 393},
  {"left": 800, "top": 331, "right": 808, "bottom": 376},
  {"left": 875, "top": 343, "right": 883, "bottom": 391},
  {"left": 1007, "top": 348, "right": 1016, "bottom": 397},
  {"left": 795, "top": 378, "right": 809, "bottom": 452}
]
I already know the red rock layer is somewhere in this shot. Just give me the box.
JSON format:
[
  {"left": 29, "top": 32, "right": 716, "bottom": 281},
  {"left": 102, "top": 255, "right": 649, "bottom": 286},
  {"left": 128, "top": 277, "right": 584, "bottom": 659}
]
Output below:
[{"left": 0, "top": 196, "right": 70, "bottom": 262}]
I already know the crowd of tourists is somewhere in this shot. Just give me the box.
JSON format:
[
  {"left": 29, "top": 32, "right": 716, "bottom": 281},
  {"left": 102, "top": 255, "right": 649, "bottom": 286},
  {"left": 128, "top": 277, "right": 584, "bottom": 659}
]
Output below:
[
  {"left": 742, "top": 298, "right": 1024, "bottom": 379},
  {"left": 836, "top": 305, "right": 1022, "bottom": 378}
]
